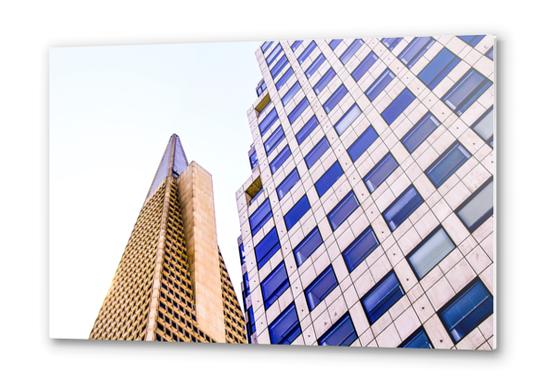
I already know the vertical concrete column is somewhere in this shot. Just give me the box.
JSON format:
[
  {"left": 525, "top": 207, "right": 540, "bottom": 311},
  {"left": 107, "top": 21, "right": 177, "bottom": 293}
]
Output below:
[{"left": 177, "top": 161, "right": 226, "bottom": 343}]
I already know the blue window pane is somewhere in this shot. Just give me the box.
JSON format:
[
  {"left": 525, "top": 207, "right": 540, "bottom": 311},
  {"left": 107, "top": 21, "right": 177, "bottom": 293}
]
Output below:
[
  {"left": 249, "top": 147, "right": 258, "bottom": 169},
  {"left": 254, "top": 227, "right": 281, "bottom": 269},
  {"left": 456, "top": 178, "right": 493, "bottom": 232},
  {"left": 270, "top": 55, "right": 289, "bottom": 79},
  {"left": 282, "top": 81, "right": 301, "bottom": 106},
  {"left": 261, "top": 41, "right": 273, "bottom": 53},
  {"left": 366, "top": 68, "right": 395, "bottom": 101},
  {"left": 439, "top": 278, "right": 493, "bottom": 343},
  {"left": 314, "top": 68, "right": 336, "bottom": 95},
  {"left": 306, "top": 53, "right": 326, "bottom": 78},
  {"left": 238, "top": 242, "right": 246, "bottom": 265},
  {"left": 293, "top": 226, "right": 323, "bottom": 267},
  {"left": 269, "top": 145, "right": 292, "bottom": 174},
  {"left": 259, "top": 107, "right": 278, "bottom": 135},
  {"left": 334, "top": 103, "right": 362, "bottom": 135},
  {"left": 426, "top": 141, "right": 471, "bottom": 187},
  {"left": 298, "top": 40, "right": 317, "bottom": 64},
  {"left": 318, "top": 313, "right": 358, "bottom": 346},
  {"left": 401, "top": 112, "right": 440, "bottom": 153},
  {"left": 261, "top": 262, "right": 289, "bottom": 309},
  {"left": 323, "top": 84, "right": 348, "bottom": 113},
  {"left": 256, "top": 79, "right": 267, "bottom": 97},
  {"left": 291, "top": 40, "right": 302, "bottom": 51},
  {"left": 383, "top": 185, "right": 423, "bottom": 231},
  {"left": 418, "top": 48, "right": 460, "bottom": 90},
  {"left": 249, "top": 198, "right": 272, "bottom": 235},
  {"left": 408, "top": 226, "right": 455, "bottom": 280},
  {"left": 266, "top": 43, "right": 283, "bottom": 65},
  {"left": 295, "top": 115, "right": 319, "bottom": 144},
  {"left": 276, "top": 168, "right": 300, "bottom": 200},
  {"left": 381, "top": 37, "right": 402, "bottom": 50},
  {"left": 264, "top": 126, "right": 285, "bottom": 155},
  {"left": 485, "top": 47, "right": 494, "bottom": 60},
  {"left": 352, "top": 51, "right": 377, "bottom": 81},
  {"left": 329, "top": 39, "right": 342, "bottom": 50},
  {"left": 315, "top": 161, "right": 344, "bottom": 197},
  {"left": 304, "top": 137, "right": 330, "bottom": 169},
  {"left": 458, "top": 35, "right": 484, "bottom": 47},
  {"left": 361, "top": 271, "right": 405, "bottom": 325},
  {"left": 288, "top": 97, "right": 310, "bottom": 124},
  {"left": 242, "top": 272, "right": 250, "bottom": 296},
  {"left": 327, "top": 190, "right": 360, "bottom": 231},
  {"left": 305, "top": 265, "right": 338, "bottom": 311},
  {"left": 443, "top": 68, "right": 492, "bottom": 115},
  {"left": 284, "top": 195, "right": 311, "bottom": 230},
  {"left": 400, "top": 327, "right": 433, "bottom": 348},
  {"left": 398, "top": 37, "right": 434, "bottom": 68},
  {"left": 340, "top": 39, "right": 363, "bottom": 64},
  {"left": 269, "top": 303, "right": 301, "bottom": 344},
  {"left": 275, "top": 67, "right": 293, "bottom": 90},
  {"left": 246, "top": 306, "right": 256, "bottom": 339},
  {"left": 347, "top": 125, "right": 378, "bottom": 161},
  {"left": 381, "top": 88, "right": 415, "bottom": 125},
  {"left": 363, "top": 152, "right": 399, "bottom": 192},
  {"left": 342, "top": 226, "right": 379, "bottom": 272}
]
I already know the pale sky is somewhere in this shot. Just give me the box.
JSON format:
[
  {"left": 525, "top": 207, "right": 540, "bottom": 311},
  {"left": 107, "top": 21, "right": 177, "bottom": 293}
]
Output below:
[{"left": 49, "top": 41, "right": 261, "bottom": 339}]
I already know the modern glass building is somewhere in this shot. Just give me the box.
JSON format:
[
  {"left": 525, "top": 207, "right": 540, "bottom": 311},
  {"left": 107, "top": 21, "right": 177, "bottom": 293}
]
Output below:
[{"left": 236, "top": 35, "right": 495, "bottom": 350}]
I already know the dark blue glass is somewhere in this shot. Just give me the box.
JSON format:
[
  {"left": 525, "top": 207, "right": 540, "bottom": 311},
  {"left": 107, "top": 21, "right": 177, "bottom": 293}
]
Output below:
[
  {"left": 485, "top": 47, "right": 493, "bottom": 60},
  {"left": 284, "top": 195, "right": 311, "bottom": 230},
  {"left": 266, "top": 43, "right": 283, "bottom": 65},
  {"left": 401, "top": 112, "right": 440, "bottom": 153},
  {"left": 291, "top": 40, "right": 302, "bottom": 51},
  {"left": 264, "top": 126, "right": 285, "bottom": 155},
  {"left": 458, "top": 35, "right": 484, "bottom": 47},
  {"left": 295, "top": 115, "right": 319, "bottom": 144},
  {"left": 256, "top": 79, "right": 267, "bottom": 97},
  {"left": 315, "top": 161, "right": 344, "bottom": 197},
  {"left": 275, "top": 67, "right": 293, "bottom": 90},
  {"left": 342, "top": 226, "right": 379, "bottom": 272},
  {"left": 400, "top": 327, "right": 433, "bottom": 348},
  {"left": 314, "top": 68, "right": 336, "bottom": 95},
  {"left": 334, "top": 103, "right": 362, "bottom": 135},
  {"left": 282, "top": 81, "right": 301, "bottom": 106},
  {"left": 329, "top": 39, "right": 342, "bottom": 50},
  {"left": 323, "top": 84, "right": 348, "bottom": 113},
  {"left": 426, "top": 141, "right": 471, "bottom": 187},
  {"left": 270, "top": 55, "right": 289, "bottom": 79},
  {"left": 249, "top": 198, "right": 272, "bottom": 235},
  {"left": 381, "top": 37, "right": 402, "bottom": 50},
  {"left": 366, "top": 68, "right": 395, "bottom": 101},
  {"left": 298, "top": 40, "right": 317, "bottom": 64},
  {"left": 305, "top": 265, "right": 338, "bottom": 311},
  {"left": 340, "top": 39, "right": 363, "bottom": 64},
  {"left": 249, "top": 147, "right": 258, "bottom": 169},
  {"left": 259, "top": 107, "right": 278, "bottom": 135},
  {"left": 304, "top": 137, "right": 330, "bottom": 169},
  {"left": 327, "top": 190, "right": 360, "bottom": 231},
  {"left": 293, "top": 226, "right": 323, "bottom": 267},
  {"left": 439, "top": 278, "right": 493, "bottom": 343},
  {"left": 246, "top": 306, "right": 256, "bottom": 339},
  {"left": 383, "top": 185, "right": 423, "bottom": 231},
  {"left": 398, "top": 37, "right": 434, "bottom": 68},
  {"left": 352, "top": 51, "right": 377, "bottom": 81},
  {"left": 238, "top": 242, "right": 246, "bottom": 265},
  {"left": 269, "top": 145, "right": 292, "bottom": 174},
  {"left": 443, "top": 68, "right": 492, "bottom": 115},
  {"left": 288, "top": 97, "right": 310, "bottom": 124},
  {"left": 261, "top": 41, "right": 273, "bottom": 53},
  {"left": 242, "top": 271, "right": 250, "bottom": 295},
  {"left": 418, "top": 48, "right": 460, "bottom": 90},
  {"left": 347, "top": 125, "right": 378, "bottom": 161},
  {"left": 276, "top": 168, "right": 300, "bottom": 200},
  {"left": 269, "top": 303, "right": 301, "bottom": 344},
  {"left": 381, "top": 88, "right": 415, "bottom": 125},
  {"left": 361, "top": 271, "right": 405, "bottom": 325},
  {"left": 254, "top": 227, "right": 281, "bottom": 269},
  {"left": 261, "top": 262, "right": 289, "bottom": 309},
  {"left": 318, "top": 313, "right": 357, "bottom": 346},
  {"left": 306, "top": 53, "right": 326, "bottom": 78},
  {"left": 363, "top": 152, "right": 399, "bottom": 192}
]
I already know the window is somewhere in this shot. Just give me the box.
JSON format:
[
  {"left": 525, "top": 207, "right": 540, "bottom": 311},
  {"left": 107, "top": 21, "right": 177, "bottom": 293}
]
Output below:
[
  {"left": 270, "top": 54, "right": 289, "bottom": 79},
  {"left": 327, "top": 190, "right": 360, "bottom": 231},
  {"left": 381, "top": 88, "right": 415, "bottom": 125},
  {"left": 401, "top": 112, "right": 440, "bottom": 153},
  {"left": 249, "top": 198, "right": 272, "bottom": 235},
  {"left": 381, "top": 37, "right": 402, "bottom": 50},
  {"left": 268, "top": 303, "right": 301, "bottom": 344},
  {"left": 383, "top": 185, "right": 423, "bottom": 231},
  {"left": 418, "top": 48, "right": 460, "bottom": 90},
  {"left": 246, "top": 306, "right": 256, "bottom": 339},
  {"left": 485, "top": 47, "right": 494, "bottom": 60},
  {"left": 318, "top": 313, "right": 358, "bottom": 346},
  {"left": 456, "top": 178, "right": 493, "bottom": 232},
  {"left": 438, "top": 278, "right": 493, "bottom": 343},
  {"left": 291, "top": 40, "right": 302, "bottom": 51},
  {"left": 256, "top": 79, "right": 267, "bottom": 97},
  {"left": 245, "top": 176, "right": 263, "bottom": 205},
  {"left": 315, "top": 161, "right": 344, "bottom": 197},
  {"left": 304, "top": 137, "right": 330, "bottom": 169},
  {"left": 261, "top": 41, "right": 273, "bottom": 53},
  {"left": 398, "top": 36, "right": 434, "bottom": 68},
  {"left": 426, "top": 141, "right": 471, "bottom": 187},
  {"left": 264, "top": 126, "right": 286, "bottom": 155},
  {"left": 298, "top": 40, "right": 317, "bottom": 64},
  {"left": 339, "top": 39, "right": 363, "bottom": 64},
  {"left": 458, "top": 35, "right": 484, "bottom": 47},
  {"left": 275, "top": 67, "right": 293, "bottom": 90},
  {"left": 266, "top": 43, "right": 283, "bottom": 65},
  {"left": 347, "top": 125, "right": 378, "bottom": 161},
  {"left": 306, "top": 53, "right": 326, "bottom": 78},
  {"left": 305, "top": 265, "right": 338, "bottom": 311},
  {"left": 261, "top": 262, "right": 289, "bottom": 309},
  {"left": 352, "top": 51, "right": 377, "bottom": 81},
  {"left": 254, "top": 227, "right": 281, "bottom": 269},
  {"left": 323, "top": 84, "right": 348, "bottom": 113},
  {"left": 288, "top": 97, "right": 310, "bottom": 124},
  {"left": 295, "top": 115, "right": 319, "bottom": 144},
  {"left": 342, "top": 226, "right": 379, "bottom": 272},
  {"left": 282, "top": 81, "right": 301, "bottom": 106},
  {"left": 269, "top": 145, "right": 292, "bottom": 174},
  {"left": 293, "top": 226, "right": 323, "bottom": 266},
  {"left": 365, "top": 69, "right": 395, "bottom": 101},
  {"left": 400, "top": 327, "right": 433, "bottom": 348},
  {"left": 284, "top": 195, "right": 311, "bottom": 230},
  {"left": 361, "top": 271, "right": 405, "bottom": 325},
  {"left": 334, "top": 103, "right": 362, "bottom": 135},
  {"left": 471, "top": 107, "right": 494, "bottom": 146},
  {"left": 329, "top": 39, "right": 342, "bottom": 50},
  {"left": 259, "top": 107, "right": 278, "bottom": 135},
  {"left": 248, "top": 147, "right": 258, "bottom": 169},
  {"left": 363, "top": 152, "right": 399, "bottom": 192},
  {"left": 442, "top": 68, "right": 492, "bottom": 115},
  {"left": 276, "top": 168, "right": 300, "bottom": 200},
  {"left": 313, "top": 68, "right": 336, "bottom": 95},
  {"left": 238, "top": 242, "right": 246, "bottom": 265},
  {"left": 407, "top": 226, "right": 455, "bottom": 280}
]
